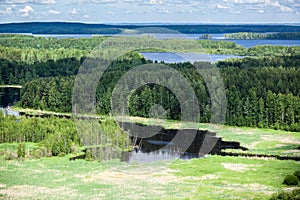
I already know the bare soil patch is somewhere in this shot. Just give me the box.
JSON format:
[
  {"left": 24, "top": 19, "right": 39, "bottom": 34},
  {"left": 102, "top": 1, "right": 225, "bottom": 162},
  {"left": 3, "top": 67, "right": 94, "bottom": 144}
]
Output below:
[{"left": 222, "top": 163, "right": 260, "bottom": 172}]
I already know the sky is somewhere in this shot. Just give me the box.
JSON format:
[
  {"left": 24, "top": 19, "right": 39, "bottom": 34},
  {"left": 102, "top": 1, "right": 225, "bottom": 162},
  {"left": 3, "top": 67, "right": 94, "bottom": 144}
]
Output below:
[{"left": 0, "top": 0, "right": 299, "bottom": 23}]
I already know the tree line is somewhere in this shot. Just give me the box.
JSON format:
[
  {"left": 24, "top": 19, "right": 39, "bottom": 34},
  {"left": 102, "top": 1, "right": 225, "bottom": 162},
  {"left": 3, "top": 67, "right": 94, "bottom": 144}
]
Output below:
[
  {"left": 18, "top": 57, "right": 300, "bottom": 132},
  {"left": 225, "top": 32, "right": 300, "bottom": 40},
  {"left": 1, "top": 38, "right": 299, "bottom": 86}
]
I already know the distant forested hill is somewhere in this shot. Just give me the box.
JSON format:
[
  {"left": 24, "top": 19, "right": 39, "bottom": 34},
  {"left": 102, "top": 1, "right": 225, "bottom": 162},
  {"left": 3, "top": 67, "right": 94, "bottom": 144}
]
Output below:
[
  {"left": 0, "top": 22, "right": 300, "bottom": 34},
  {"left": 225, "top": 32, "right": 300, "bottom": 40}
]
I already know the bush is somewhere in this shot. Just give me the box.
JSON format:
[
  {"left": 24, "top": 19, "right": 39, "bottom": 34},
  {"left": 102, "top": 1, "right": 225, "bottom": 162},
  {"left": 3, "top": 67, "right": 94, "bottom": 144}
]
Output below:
[
  {"left": 283, "top": 175, "right": 299, "bottom": 186},
  {"left": 294, "top": 171, "right": 300, "bottom": 180},
  {"left": 17, "top": 143, "right": 25, "bottom": 159},
  {"left": 276, "top": 192, "right": 293, "bottom": 200},
  {"left": 4, "top": 151, "right": 18, "bottom": 160},
  {"left": 85, "top": 149, "right": 95, "bottom": 161},
  {"left": 270, "top": 189, "right": 300, "bottom": 200},
  {"left": 40, "top": 133, "right": 73, "bottom": 157},
  {"left": 31, "top": 147, "right": 47, "bottom": 158},
  {"left": 292, "top": 189, "right": 300, "bottom": 197}
]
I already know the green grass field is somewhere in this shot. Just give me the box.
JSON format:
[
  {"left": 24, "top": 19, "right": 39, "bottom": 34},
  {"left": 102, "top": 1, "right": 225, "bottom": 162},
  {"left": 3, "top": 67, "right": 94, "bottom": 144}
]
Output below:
[
  {"left": 0, "top": 155, "right": 299, "bottom": 200},
  {"left": 0, "top": 122, "right": 299, "bottom": 199}
]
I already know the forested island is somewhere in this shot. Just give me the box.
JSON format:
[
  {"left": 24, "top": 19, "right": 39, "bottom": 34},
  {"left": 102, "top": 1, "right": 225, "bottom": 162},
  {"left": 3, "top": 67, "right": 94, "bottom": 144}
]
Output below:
[{"left": 225, "top": 32, "right": 300, "bottom": 40}]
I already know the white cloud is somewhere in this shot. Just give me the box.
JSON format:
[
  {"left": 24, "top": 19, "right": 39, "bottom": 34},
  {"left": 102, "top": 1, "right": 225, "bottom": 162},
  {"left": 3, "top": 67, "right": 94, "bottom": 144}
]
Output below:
[
  {"left": 272, "top": 1, "right": 294, "bottom": 12},
  {"left": 19, "top": 5, "right": 33, "bottom": 16},
  {"left": 218, "top": 0, "right": 296, "bottom": 14},
  {"left": 123, "top": 0, "right": 139, "bottom": 2},
  {"left": 48, "top": 9, "right": 60, "bottom": 14},
  {"left": 144, "top": 0, "right": 163, "bottom": 5},
  {"left": 230, "top": 10, "right": 241, "bottom": 14},
  {"left": 3, "top": 0, "right": 56, "bottom": 4},
  {"left": 126, "top": 10, "right": 133, "bottom": 14},
  {"left": 0, "top": 7, "right": 13, "bottom": 15},
  {"left": 179, "top": 9, "right": 193, "bottom": 14},
  {"left": 83, "top": 14, "right": 89, "bottom": 18},
  {"left": 107, "top": 11, "right": 116, "bottom": 14},
  {"left": 216, "top": 3, "right": 230, "bottom": 9},
  {"left": 83, "top": 0, "right": 117, "bottom": 3},
  {"left": 158, "top": 7, "right": 169, "bottom": 13},
  {"left": 70, "top": 8, "right": 78, "bottom": 14},
  {"left": 257, "top": 9, "right": 265, "bottom": 13},
  {"left": 41, "top": 0, "right": 56, "bottom": 3}
]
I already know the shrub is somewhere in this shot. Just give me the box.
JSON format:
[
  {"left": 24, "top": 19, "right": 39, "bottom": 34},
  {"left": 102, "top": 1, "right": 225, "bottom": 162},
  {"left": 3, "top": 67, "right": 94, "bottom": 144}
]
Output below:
[
  {"left": 294, "top": 171, "right": 300, "bottom": 180},
  {"left": 85, "top": 149, "right": 94, "bottom": 161},
  {"left": 276, "top": 192, "right": 293, "bottom": 200},
  {"left": 31, "top": 147, "right": 47, "bottom": 158},
  {"left": 283, "top": 175, "right": 299, "bottom": 186},
  {"left": 17, "top": 143, "right": 25, "bottom": 159},
  {"left": 40, "top": 133, "right": 73, "bottom": 157},
  {"left": 4, "top": 151, "right": 18, "bottom": 160},
  {"left": 270, "top": 189, "right": 300, "bottom": 200},
  {"left": 58, "top": 152, "right": 66, "bottom": 157},
  {"left": 292, "top": 189, "right": 300, "bottom": 197}
]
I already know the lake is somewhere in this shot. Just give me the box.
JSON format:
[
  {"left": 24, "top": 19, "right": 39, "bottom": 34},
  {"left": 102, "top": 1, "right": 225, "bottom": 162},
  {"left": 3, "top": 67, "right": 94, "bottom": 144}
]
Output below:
[{"left": 140, "top": 52, "right": 244, "bottom": 63}]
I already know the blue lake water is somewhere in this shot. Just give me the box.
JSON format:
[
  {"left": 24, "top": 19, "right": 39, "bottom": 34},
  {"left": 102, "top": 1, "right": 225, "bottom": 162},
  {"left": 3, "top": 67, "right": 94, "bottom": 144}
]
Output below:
[
  {"left": 32, "top": 34, "right": 94, "bottom": 39},
  {"left": 0, "top": 108, "right": 20, "bottom": 117},
  {"left": 140, "top": 52, "right": 244, "bottom": 63}
]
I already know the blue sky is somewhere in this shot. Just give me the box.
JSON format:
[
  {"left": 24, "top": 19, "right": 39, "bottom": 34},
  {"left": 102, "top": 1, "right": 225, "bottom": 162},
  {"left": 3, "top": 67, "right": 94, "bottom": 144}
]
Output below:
[{"left": 0, "top": 0, "right": 299, "bottom": 23}]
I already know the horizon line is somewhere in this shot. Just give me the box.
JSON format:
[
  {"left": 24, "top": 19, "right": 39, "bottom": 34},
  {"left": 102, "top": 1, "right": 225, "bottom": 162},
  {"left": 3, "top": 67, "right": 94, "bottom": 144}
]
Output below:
[{"left": 1, "top": 21, "right": 300, "bottom": 26}]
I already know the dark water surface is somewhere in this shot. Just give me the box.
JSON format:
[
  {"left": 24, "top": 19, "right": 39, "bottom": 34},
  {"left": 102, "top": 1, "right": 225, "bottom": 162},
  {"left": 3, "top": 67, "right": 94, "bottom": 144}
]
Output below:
[{"left": 0, "top": 88, "right": 20, "bottom": 108}]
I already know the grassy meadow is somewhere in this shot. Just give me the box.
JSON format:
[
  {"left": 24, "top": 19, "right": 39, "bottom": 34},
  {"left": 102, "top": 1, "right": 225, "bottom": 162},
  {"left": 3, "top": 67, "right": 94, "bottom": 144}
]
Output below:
[{"left": 0, "top": 123, "right": 299, "bottom": 200}]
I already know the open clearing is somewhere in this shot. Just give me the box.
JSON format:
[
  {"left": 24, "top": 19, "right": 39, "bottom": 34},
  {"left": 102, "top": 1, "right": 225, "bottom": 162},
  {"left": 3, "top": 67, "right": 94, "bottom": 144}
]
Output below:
[
  {"left": 0, "top": 125, "right": 299, "bottom": 199},
  {"left": 0, "top": 155, "right": 299, "bottom": 200}
]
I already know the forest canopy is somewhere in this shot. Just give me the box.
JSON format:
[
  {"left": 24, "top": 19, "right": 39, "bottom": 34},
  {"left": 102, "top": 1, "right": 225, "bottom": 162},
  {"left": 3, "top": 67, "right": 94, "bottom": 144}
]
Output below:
[{"left": 0, "top": 34, "right": 299, "bottom": 132}]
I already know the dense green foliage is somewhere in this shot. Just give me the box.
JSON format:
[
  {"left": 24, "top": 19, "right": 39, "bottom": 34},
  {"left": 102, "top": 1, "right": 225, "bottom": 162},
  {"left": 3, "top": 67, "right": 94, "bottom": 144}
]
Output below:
[
  {"left": 0, "top": 46, "right": 88, "bottom": 65},
  {"left": 294, "top": 171, "right": 300, "bottom": 180},
  {"left": 0, "top": 34, "right": 299, "bottom": 86},
  {"left": 283, "top": 175, "right": 299, "bottom": 186},
  {"left": 20, "top": 76, "right": 74, "bottom": 112},
  {"left": 225, "top": 32, "right": 300, "bottom": 40},
  {"left": 0, "top": 113, "right": 79, "bottom": 144},
  {"left": 1, "top": 34, "right": 300, "bottom": 132},
  {"left": 0, "top": 34, "right": 105, "bottom": 50},
  {"left": 0, "top": 113, "right": 79, "bottom": 156},
  {"left": 217, "top": 55, "right": 300, "bottom": 68},
  {"left": 0, "top": 112, "right": 129, "bottom": 158},
  {"left": 19, "top": 57, "right": 300, "bottom": 131},
  {"left": 0, "top": 34, "right": 246, "bottom": 57},
  {"left": 17, "top": 143, "right": 25, "bottom": 159},
  {"left": 270, "top": 189, "right": 300, "bottom": 200},
  {"left": 0, "top": 58, "right": 81, "bottom": 85}
]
